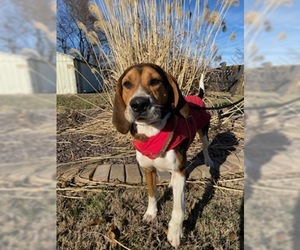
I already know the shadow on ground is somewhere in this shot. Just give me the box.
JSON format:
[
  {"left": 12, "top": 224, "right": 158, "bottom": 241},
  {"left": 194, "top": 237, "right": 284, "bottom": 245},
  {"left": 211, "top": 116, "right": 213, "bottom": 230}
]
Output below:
[
  {"left": 244, "top": 130, "right": 290, "bottom": 201},
  {"left": 183, "top": 131, "right": 240, "bottom": 233},
  {"left": 244, "top": 130, "right": 292, "bottom": 249},
  {"left": 187, "top": 131, "right": 239, "bottom": 178}
]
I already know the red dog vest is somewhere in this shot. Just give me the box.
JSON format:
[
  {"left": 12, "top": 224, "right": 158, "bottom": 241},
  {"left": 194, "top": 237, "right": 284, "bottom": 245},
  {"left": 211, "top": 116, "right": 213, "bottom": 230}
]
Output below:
[{"left": 133, "top": 96, "right": 211, "bottom": 159}]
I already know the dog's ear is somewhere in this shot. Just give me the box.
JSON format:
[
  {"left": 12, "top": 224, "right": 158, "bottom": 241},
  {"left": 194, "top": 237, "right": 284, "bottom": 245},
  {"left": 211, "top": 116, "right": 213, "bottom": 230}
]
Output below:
[
  {"left": 112, "top": 77, "right": 132, "bottom": 134},
  {"left": 166, "top": 73, "right": 190, "bottom": 118}
]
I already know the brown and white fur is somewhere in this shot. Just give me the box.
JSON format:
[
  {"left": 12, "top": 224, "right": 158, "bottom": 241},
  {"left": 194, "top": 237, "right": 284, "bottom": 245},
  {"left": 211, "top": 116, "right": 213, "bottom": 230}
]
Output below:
[{"left": 112, "top": 63, "right": 214, "bottom": 248}]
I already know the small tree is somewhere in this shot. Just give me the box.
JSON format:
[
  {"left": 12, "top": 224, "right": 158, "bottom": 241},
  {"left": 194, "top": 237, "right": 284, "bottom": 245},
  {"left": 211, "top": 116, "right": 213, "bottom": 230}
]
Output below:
[
  {"left": 0, "top": 0, "right": 55, "bottom": 64},
  {"left": 57, "top": 0, "right": 107, "bottom": 64}
]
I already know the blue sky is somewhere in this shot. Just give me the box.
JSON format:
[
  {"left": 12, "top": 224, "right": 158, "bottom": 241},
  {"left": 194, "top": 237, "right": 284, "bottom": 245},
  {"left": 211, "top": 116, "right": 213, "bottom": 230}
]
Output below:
[
  {"left": 245, "top": 0, "right": 300, "bottom": 67},
  {"left": 178, "top": 0, "right": 244, "bottom": 66},
  {"left": 214, "top": 0, "right": 300, "bottom": 67},
  {"left": 215, "top": 1, "right": 244, "bottom": 66}
]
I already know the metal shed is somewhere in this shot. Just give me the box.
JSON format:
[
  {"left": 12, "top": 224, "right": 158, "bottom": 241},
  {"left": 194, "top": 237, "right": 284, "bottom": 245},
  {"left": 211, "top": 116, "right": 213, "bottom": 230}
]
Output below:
[
  {"left": 56, "top": 52, "right": 103, "bottom": 94},
  {"left": 0, "top": 52, "right": 56, "bottom": 94}
]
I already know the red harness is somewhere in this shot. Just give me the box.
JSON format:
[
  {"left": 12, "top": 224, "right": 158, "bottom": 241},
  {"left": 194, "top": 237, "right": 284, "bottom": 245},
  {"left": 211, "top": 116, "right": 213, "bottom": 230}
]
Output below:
[{"left": 133, "top": 96, "right": 211, "bottom": 159}]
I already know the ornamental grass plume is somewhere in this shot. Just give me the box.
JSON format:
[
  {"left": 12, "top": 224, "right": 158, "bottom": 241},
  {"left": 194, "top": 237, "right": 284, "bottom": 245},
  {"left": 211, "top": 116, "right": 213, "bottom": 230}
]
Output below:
[{"left": 72, "top": 0, "right": 240, "bottom": 106}]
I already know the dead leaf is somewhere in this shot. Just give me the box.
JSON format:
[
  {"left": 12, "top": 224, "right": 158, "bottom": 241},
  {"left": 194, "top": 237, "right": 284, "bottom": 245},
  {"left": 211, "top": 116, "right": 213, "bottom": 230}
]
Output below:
[
  {"left": 107, "top": 224, "right": 117, "bottom": 248},
  {"left": 87, "top": 216, "right": 106, "bottom": 226},
  {"left": 229, "top": 232, "right": 238, "bottom": 241}
]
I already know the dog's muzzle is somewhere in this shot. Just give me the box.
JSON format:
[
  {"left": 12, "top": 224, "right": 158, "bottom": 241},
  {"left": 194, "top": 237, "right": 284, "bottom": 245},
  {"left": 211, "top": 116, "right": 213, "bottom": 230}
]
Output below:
[
  {"left": 130, "top": 97, "right": 151, "bottom": 114},
  {"left": 129, "top": 96, "right": 165, "bottom": 123}
]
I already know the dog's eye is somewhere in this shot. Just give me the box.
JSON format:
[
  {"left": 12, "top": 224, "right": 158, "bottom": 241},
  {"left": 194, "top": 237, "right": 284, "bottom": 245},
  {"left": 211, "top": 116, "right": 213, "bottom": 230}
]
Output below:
[
  {"left": 150, "top": 79, "right": 161, "bottom": 87},
  {"left": 123, "top": 81, "right": 132, "bottom": 89}
]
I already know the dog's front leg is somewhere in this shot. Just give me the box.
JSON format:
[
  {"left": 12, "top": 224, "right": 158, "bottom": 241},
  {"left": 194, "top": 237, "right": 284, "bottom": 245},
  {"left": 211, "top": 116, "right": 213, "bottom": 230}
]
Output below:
[
  {"left": 167, "top": 171, "right": 185, "bottom": 248},
  {"left": 143, "top": 169, "right": 158, "bottom": 222}
]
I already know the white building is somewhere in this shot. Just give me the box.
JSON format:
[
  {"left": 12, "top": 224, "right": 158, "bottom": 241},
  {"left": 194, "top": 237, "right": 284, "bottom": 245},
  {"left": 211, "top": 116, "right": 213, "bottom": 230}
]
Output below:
[
  {"left": 56, "top": 52, "right": 103, "bottom": 94},
  {"left": 0, "top": 52, "right": 56, "bottom": 94}
]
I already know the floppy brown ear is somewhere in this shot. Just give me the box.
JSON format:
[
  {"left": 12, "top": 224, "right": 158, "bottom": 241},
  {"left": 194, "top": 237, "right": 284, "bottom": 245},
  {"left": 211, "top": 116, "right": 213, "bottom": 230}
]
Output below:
[
  {"left": 166, "top": 73, "right": 190, "bottom": 118},
  {"left": 112, "top": 78, "right": 132, "bottom": 134}
]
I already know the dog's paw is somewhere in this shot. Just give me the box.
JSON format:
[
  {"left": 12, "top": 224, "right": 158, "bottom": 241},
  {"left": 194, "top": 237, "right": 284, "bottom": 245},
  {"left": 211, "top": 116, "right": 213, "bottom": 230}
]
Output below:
[
  {"left": 167, "top": 223, "right": 183, "bottom": 248},
  {"left": 143, "top": 197, "right": 157, "bottom": 222},
  {"left": 143, "top": 212, "right": 157, "bottom": 222}
]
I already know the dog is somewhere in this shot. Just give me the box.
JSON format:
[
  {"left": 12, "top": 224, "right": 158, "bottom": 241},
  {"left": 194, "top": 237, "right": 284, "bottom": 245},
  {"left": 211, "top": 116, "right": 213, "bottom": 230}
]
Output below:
[{"left": 112, "top": 63, "right": 214, "bottom": 248}]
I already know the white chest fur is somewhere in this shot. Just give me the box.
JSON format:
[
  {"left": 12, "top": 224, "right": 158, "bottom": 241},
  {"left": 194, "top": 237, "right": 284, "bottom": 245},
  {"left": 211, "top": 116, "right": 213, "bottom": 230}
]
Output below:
[{"left": 136, "top": 150, "right": 179, "bottom": 173}]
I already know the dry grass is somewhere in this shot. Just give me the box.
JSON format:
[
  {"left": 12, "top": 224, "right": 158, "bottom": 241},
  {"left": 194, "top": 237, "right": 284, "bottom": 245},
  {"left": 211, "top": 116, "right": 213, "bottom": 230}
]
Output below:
[
  {"left": 0, "top": 94, "right": 55, "bottom": 109},
  {"left": 56, "top": 93, "right": 109, "bottom": 111},
  {"left": 57, "top": 179, "right": 243, "bottom": 250},
  {"left": 1, "top": 100, "right": 56, "bottom": 250}
]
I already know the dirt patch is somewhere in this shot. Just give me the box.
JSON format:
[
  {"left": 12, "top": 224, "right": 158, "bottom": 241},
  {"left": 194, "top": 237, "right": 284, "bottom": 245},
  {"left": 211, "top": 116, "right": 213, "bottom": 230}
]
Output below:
[{"left": 57, "top": 109, "right": 135, "bottom": 165}]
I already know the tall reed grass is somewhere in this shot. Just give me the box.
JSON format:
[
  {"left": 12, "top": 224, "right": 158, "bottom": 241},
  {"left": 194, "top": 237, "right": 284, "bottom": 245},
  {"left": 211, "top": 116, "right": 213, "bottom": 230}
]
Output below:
[{"left": 71, "top": 0, "right": 239, "bottom": 107}]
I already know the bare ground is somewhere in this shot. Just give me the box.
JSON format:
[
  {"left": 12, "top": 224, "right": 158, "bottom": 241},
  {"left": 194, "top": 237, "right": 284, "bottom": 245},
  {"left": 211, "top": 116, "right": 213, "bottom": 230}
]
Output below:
[{"left": 1, "top": 96, "right": 56, "bottom": 250}]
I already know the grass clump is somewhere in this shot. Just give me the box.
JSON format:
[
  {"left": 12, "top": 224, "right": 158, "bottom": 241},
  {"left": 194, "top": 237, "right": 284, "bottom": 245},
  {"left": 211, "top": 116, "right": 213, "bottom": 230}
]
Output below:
[{"left": 56, "top": 93, "right": 108, "bottom": 110}]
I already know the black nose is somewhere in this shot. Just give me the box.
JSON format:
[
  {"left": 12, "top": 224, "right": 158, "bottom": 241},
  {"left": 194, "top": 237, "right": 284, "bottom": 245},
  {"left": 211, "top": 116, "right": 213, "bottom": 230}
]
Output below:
[{"left": 130, "top": 97, "right": 150, "bottom": 113}]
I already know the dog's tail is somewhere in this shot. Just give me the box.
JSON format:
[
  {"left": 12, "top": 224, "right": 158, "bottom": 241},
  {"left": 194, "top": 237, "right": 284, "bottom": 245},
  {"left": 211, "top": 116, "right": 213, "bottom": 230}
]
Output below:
[{"left": 198, "top": 72, "right": 205, "bottom": 99}]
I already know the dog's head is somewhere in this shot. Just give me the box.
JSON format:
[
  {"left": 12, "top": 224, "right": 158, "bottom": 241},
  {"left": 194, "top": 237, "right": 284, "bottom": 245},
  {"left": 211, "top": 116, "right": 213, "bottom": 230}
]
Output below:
[{"left": 112, "top": 63, "right": 189, "bottom": 134}]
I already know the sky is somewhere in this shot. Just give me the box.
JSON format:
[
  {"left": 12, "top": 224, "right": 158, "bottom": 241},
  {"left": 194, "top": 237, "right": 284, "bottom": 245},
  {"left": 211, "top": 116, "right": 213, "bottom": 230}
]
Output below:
[
  {"left": 214, "top": 1, "right": 244, "bottom": 66},
  {"left": 201, "top": 0, "right": 300, "bottom": 67},
  {"left": 245, "top": 0, "right": 300, "bottom": 67}
]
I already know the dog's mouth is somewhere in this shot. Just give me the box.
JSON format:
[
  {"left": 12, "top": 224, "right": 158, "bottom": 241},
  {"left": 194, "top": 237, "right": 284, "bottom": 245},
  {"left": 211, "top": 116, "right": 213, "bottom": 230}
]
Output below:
[
  {"left": 134, "top": 107, "right": 161, "bottom": 123},
  {"left": 135, "top": 107, "right": 172, "bottom": 126}
]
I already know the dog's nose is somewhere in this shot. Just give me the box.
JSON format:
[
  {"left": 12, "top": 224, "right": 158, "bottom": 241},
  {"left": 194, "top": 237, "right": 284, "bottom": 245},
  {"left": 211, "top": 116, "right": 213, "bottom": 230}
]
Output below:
[{"left": 130, "top": 97, "right": 150, "bottom": 113}]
